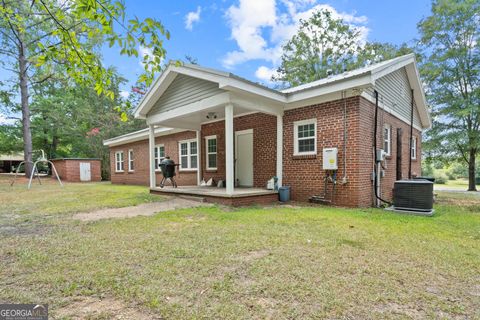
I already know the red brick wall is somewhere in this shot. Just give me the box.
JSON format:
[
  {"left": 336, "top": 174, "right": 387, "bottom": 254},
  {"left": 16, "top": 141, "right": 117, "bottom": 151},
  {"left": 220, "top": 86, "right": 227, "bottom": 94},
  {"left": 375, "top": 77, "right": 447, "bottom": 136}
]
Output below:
[
  {"left": 51, "top": 159, "right": 101, "bottom": 182},
  {"left": 109, "top": 131, "right": 197, "bottom": 186},
  {"left": 108, "top": 97, "right": 422, "bottom": 207},
  {"left": 282, "top": 96, "right": 422, "bottom": 207},
  {"left": 358, "top": 96, "right": 422, "bottom": 206},
  {"left": 200, "top": 113, "right": 277, "bottom": 188},
  {"left": 283, "top": 97, "right": 363, "bottom": 206}
]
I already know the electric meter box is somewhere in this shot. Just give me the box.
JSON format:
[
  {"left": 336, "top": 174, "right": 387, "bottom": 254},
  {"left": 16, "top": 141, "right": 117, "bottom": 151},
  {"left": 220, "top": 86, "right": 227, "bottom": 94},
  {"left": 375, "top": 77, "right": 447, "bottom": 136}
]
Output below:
[{"left": 322, "top": 147, "right": 338, "bottom": 170}]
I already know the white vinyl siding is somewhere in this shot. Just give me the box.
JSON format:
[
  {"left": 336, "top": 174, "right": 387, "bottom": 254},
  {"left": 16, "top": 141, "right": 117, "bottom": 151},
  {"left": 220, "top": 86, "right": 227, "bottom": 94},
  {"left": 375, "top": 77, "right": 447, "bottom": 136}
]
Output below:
[
  {"left": 179, "top": 140, "right": 198, "bottom": 171},
  {"left": 383, "top": 124, "right": 391, "bottom": 156},
  {"left": 115, "top": 151, "right": 124, "bottom": 172},
  {"left": 205, "top": 135, "right": 217, "bottom": 170},
  {"left": 366, "top": 67, "right": 422, "bottom": 128},
  {"left": 411, "top": 136, "right": 417, "bottom": 160},
  {"left": 294, "top": 119, "right": 317, "bottom": 155},
  {"left": 148, "top": 74, "right": 224, "bottom": 116},
  {"left": 154, "top": 144, "right": 165, "bottom": 170},
  {"left": 128, "top": 149, "right": 134, "bottom": 172}
]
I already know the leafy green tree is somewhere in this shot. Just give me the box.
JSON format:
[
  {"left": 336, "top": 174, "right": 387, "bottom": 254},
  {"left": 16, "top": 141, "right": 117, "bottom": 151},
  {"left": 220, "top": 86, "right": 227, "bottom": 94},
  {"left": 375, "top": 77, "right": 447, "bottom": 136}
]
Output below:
[
  {"left": 273, "top": 9, "right": 413, "bottom": 87},
  {"left": 418, "top": 0, "right": 480, "bottom": 191},
  {"left": 273, "top": 9, "right": 363, "bottom": 86},
  {"left": 29, "top": 68, "right": 145, "bottom": 179},
  {"left": 0, "top": 0, "right": 170, "bottom": 176}
]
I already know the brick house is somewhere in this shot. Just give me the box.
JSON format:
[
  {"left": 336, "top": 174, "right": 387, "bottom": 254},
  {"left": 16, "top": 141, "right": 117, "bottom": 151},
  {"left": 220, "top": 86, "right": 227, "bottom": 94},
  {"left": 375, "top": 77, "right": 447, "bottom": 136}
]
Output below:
[{"left": 104, "top": 54, "right": 430, "bottom": 207}]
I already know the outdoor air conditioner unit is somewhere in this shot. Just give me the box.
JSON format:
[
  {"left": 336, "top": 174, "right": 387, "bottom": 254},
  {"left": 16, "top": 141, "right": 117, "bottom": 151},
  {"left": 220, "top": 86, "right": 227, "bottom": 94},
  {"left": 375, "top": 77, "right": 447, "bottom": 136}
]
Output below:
[{"left": 392, "top": 180, "right": 434, "bottom": 215}]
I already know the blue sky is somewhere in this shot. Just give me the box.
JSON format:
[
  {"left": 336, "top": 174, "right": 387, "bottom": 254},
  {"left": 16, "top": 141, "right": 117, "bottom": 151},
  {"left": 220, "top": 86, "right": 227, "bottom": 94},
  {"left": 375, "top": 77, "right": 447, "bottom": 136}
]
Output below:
[
  {"left": 0, "top": 0, "right": 432, "bottom": 124},
  {"left": 105, "top": 0, "right": 431, "bottom": 97}
]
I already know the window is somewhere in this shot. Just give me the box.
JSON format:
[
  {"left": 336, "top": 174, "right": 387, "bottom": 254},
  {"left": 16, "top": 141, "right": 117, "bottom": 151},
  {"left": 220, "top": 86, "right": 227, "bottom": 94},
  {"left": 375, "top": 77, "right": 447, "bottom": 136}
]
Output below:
[
  {"left": 205, "top": 135, "right": 217, "bottom": 170},
  {"left": 383, "top": 124, "right": 391, "bottom": 156},
  {"left": 154, "top": 144, "right": 165, "bottom": 170},
  {"left": 294, "top": 119, "right": 317, "bottom": 155},
  {"left": 411, "top": 136, "right": 417, "bottom": 160},
  {"left": 128, "top": 149, "right": 134, "bottom": 172},
  {"left": 179, "top": 140, "right": 198, "bottom": 170},
  {"left": 115, "top": 151, "right": 124, "bottom": 172}
]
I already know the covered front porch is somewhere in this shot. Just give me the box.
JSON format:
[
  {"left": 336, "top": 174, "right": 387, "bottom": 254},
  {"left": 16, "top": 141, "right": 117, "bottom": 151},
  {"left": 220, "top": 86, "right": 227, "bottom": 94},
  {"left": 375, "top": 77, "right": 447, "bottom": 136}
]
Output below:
[{"left": 133, "top": 63, "right": 286, "bottom": 204}]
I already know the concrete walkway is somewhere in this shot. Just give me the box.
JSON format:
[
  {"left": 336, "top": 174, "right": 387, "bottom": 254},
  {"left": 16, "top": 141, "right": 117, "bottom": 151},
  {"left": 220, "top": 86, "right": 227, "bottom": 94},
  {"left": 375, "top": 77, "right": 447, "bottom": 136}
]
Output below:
[{"left": 73, "top": 197, "right": 212, "bottom": 221}]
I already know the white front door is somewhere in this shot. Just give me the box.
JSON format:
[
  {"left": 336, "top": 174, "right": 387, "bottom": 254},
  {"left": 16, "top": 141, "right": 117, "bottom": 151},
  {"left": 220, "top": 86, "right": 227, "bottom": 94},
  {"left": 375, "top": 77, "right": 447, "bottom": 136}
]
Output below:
[
  {"left": 235, "top": 129, "right": 254, "bottom": 187},
  {"left": 79, "top": 162, "right": 91, "bottom": 182}
]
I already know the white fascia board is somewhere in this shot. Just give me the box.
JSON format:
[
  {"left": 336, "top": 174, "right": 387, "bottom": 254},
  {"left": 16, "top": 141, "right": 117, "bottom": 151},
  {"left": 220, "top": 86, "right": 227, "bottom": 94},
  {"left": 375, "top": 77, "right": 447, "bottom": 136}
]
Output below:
[
  {"left": 285, "top": 74, "right": 373, "bottom": 105},
  {"left": 404, "top": 63, "right": 432, "bottom": 129},
  {"left": 370, "top": 54, "right": 415, "bottom": 81},
  {"left": 103, "top": 127, "right": 185, "bottom": 147},
  {"left": 360, "top": 92, "right": 424, "bottom": 132},
  {"left": 134, "top": 67, "right": 178, "bottom": 118},
  {"left": 219, "top": 79, "right": 286, "bottom": 103},
  {"left": 230, "top": 93, "right": 284, "bottom": 116},
  {"left": 146, "top": 92, "right": 231, "bottom": 126}
]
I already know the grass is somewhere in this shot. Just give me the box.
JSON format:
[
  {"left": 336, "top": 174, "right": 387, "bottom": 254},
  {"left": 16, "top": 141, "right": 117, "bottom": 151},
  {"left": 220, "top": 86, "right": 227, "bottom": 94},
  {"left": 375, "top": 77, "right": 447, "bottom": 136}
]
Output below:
[{"left": 0, "top": 177, "right": 479, "bottom": 319}]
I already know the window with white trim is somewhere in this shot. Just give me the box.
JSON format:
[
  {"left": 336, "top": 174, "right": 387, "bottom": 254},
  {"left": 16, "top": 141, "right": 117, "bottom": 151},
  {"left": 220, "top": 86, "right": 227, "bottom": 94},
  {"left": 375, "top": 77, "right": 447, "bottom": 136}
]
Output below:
[
  {"left": 205, "top": 135, "right": 217, "bottom": 170},
  {"left": 411, "top": 136, "right": 417, "bottom": 160},
  {"left": 383, "top": 124, "right": 391, "bottom": 156},
  {"left": 115, "top": 151, "right": 124, "bottom": 172},
  {"left": 154, "top": 144, "right": 165, "bottom": 170},
  {"left": 128, "top": 149, "right": 134, "bottom": 172},
  {"left": 179, "top": 140, "right": 198, "bottom": 170},
  {"left": 294, "top": 119, "right": 317, "bottom": 155}
]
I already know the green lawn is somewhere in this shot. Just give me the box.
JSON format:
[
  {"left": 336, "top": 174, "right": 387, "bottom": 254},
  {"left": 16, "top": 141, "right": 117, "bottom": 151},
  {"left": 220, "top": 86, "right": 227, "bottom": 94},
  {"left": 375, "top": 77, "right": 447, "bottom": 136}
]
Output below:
[{"left": 0, "top": 178, "right": 479, "bottom": 319}]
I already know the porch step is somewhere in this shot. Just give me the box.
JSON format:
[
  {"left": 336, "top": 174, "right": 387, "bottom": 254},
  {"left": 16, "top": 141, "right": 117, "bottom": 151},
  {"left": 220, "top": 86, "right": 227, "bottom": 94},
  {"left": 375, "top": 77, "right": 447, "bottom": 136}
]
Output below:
[
  {"left": 309, "top": 196, "right": 332, "bottom": 205},
  {"left": 176, "top": 195, "right": 207, "bottom": 203}
]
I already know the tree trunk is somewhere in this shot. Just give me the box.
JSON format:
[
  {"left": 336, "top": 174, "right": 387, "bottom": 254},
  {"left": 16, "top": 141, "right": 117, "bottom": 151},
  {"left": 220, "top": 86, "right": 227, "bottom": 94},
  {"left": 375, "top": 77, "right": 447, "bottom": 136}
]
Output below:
[
  {"left": 468, "top": 148, "right": 477, "bottom": 191},
  {"left": 18, "top": 42, "right": 33, "bottom": 177}
]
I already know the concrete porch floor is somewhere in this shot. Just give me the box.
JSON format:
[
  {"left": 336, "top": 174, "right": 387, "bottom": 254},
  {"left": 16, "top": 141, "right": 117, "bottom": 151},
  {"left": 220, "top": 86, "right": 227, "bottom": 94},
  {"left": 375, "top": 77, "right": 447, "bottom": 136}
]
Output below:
[
  {"left": 150, "top": 186, "right": 279, "bottom": 206},
  {"left": 150, "top": 186, "right": 277, "bottom": 198}
]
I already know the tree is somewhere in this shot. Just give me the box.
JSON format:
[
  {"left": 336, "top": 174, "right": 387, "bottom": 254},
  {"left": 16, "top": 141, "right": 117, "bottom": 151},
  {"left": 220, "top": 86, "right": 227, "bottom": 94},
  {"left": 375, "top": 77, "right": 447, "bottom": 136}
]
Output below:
[
  {"left": 273, "top": 9, "right": 414, "bottom": 87},
  {"left": 0, "top": 0, "right": 170, "bottom": 176},
  {"left": 29, "top": 67, "right": 145, "bottom": 178},
  {"left": 418, "top": 0, "right": 480, "bottom": 191}
]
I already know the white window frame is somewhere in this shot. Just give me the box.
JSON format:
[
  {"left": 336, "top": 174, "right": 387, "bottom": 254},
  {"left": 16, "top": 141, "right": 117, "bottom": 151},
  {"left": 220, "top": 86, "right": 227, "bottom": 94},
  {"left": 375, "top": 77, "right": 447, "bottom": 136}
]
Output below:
[
  {"left": 154, "top": 144, "right": 165, "bottom": 171},
  {"left": 205, "top": 135, "right": 217, "bottom": 170},
  {"left": 178, "top": 139, "right": 198, "bottom": 171},
  {"left": 128, "top": 149, "right": 134, "bottom": 172},
  {"left": 411, "top": 136, "right": 417, "bottom": 160},
  {"left": 115, "top": 151, "right": 124, "bottom": 173},
  {"left": 293, "top": 118, "right": 317, "bottom": 156},
  {"left": 383, "top": 124, "right": 391, "bottom": 156}
]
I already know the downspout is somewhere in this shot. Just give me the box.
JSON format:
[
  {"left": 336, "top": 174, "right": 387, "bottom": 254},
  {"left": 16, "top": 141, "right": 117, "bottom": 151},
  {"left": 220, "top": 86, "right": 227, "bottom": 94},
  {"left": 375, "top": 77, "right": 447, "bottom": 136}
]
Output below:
[
  {"left": 373, "top": 90, "right": 392, "bottom": 206},
  {"left": 409, "top": 89, "right": 414, "bottom": 179},
  {"left": 341, "top": 90, "right": 348, "bottom": 184}
]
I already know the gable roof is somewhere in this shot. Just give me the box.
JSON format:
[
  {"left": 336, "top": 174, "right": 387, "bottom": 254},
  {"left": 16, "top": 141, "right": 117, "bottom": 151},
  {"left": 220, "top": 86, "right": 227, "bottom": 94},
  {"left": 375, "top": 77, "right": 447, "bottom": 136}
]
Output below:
[{"left": 133, "top": 54, "right": 431, "bottom": 129}]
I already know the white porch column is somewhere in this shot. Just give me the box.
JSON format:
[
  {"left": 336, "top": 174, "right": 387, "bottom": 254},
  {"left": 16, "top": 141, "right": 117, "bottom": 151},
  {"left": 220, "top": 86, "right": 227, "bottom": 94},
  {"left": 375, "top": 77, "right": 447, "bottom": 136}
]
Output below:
[
  {"left": 276, "top": 114, "right": 283, "bottom": 187},
  {"left": 225, "top": 104, "right": 234, "bottom": 195},
  {"left": 149, "top": 125, "right": 156, "bottom": 188},
  {"left": 196, "top": 130, "right": 201, "bottom": 185}
]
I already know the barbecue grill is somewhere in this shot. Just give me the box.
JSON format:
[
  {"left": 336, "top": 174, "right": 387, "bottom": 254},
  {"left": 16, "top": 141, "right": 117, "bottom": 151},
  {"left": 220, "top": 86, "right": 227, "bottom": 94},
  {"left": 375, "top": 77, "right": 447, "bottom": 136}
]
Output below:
[{"left": 159, "top": 157, "right": 178, "bottom": 188}]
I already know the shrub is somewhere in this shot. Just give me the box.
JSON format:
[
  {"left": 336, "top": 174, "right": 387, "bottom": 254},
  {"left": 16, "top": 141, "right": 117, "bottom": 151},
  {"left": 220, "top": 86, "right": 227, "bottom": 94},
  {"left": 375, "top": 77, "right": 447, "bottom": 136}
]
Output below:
[{"left": 434, "top": 171, "right": 448, "bottom": 184}]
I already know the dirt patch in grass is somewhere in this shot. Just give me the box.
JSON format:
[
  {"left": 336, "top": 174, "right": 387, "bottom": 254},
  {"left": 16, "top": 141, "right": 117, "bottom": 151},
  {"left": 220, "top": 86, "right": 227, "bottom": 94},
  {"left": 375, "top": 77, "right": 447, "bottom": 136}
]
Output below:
[
  {"left": 372, "top": 302, "right": 425, "bottom": 319},
  {"left": 73, "top": 197, "right": 213, "bottom": 221},
  {"left": 54, "top": 296, "right": 160, "bottom": 319}
]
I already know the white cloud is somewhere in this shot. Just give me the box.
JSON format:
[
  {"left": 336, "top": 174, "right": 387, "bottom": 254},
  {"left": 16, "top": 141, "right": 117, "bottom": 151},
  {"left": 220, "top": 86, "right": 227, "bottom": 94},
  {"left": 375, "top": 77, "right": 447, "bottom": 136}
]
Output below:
[
  {"left": 255, "top": 66, "right": 279, "bottom": 84},
  {"left": 119, "top": 90, "right": 130, "bottom": 99},
  {"left": 222, "top": 0, "right": 370, "bottom": 81},
  {"left": 139, "top": 45, "right": 155, "bottom": 69},
  {"left": 185, "top": 6, "right": 202, "bottom": 30}
]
